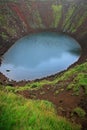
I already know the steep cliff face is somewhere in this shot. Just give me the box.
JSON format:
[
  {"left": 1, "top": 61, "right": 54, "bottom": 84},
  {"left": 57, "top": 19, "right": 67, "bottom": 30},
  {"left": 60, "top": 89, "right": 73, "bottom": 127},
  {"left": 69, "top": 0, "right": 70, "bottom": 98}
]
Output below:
[{"left": 0, "top": 0, "right": 87, "bottom": 55}]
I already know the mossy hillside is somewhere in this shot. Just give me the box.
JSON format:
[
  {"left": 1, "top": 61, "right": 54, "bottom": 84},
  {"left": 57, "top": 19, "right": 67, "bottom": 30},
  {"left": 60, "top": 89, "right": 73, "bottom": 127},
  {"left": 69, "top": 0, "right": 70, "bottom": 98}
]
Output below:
[
  {"left": 31, "top": 61, "right": 87, "bottom": 94},
  {"left": 70, "top": 9, "right": 87, "bottom": 33},
  {"left": 65, "top": 63, "right": 87, "bottom": 94},
  {"left": 72, "top": 107, "right": 86, "bottom": 118},
  {"left": 52, "top": 62, "right": 87, "bottom": 95},
  {"left": 0, "top": 90, "right": 81, "bottom": 130},
  {"left": 1, "top": 32, "right": 8, "bottom": 40},
  {"left": 0, "top": 14, "right": 6, "bottom": 26},
  {"left": 0, "top": 12, "right": 17, "bottom": 39},
  {"left": 0, "top": 14, "right": 9, "bottom": 40},
  {"left": 52, "top": 5, "right": 62, "bottom": 28},
  {"left": 31, "top": 10, "right": 44, "bottom": 29},
  {"left": 63, "top": 5, "right": 76, "bottom": 31}
]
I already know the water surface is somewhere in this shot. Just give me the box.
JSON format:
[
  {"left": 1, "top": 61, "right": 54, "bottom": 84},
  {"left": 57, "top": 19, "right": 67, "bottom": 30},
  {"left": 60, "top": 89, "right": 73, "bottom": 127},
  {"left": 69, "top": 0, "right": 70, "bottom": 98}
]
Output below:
[{"left": 0, "top": 32, "right": 81, "bottom": 81}]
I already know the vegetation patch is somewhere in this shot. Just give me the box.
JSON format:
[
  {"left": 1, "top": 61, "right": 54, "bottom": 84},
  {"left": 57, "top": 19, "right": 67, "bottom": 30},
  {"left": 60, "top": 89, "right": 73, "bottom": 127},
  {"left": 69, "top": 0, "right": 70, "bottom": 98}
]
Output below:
[
  {"left": 31, "top": 10, "right": 44, "bottom": 29},
  {"left": 1, "top": 32, "right": 8, "bottom": 40},
  {"left": 0, "top": 90, "right": 81, "bottom": 130},
  {"left": 63, "top": 5, "right": 76, "bottom": 31},
  {"left": 52, "top": 4, "right": 62, "bottom": 28},
  {"left": 72, "top": 107, "right": 86, "bottom": 118}
]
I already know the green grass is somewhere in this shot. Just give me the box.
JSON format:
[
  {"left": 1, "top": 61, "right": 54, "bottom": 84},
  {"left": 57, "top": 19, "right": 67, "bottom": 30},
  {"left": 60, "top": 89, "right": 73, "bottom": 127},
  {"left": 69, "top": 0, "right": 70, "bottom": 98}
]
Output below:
[
  {"left": 66, "top": 71, "right": 87, "bottom": 94},
  {"left": 53, "top": 62, "right": 87, "bottom": 94},
  {"left": 4, "top": 80, "right": 52, "bottom": 93},
  {"left": 52, "top": 62, "right": 87, "bottom": 95},
  {"left": 0, "top": 90, "right": 81, "bottom": 130},
  {"left": 72, "top": 107, "right": 86, "bottom": 118}
]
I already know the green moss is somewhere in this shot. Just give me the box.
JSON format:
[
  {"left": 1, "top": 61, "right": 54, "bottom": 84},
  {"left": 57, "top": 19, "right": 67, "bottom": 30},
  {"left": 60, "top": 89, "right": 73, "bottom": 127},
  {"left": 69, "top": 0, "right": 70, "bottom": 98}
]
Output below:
[
  {"left": 69, "top": 24, "right": 77, "bottom": 33},
  {"left": 24, "top": 80, "right": 51, "bottom": 90},
  {"left": 52, "top": 62, "right": 87, "bottom": 95},
  {"left": 0, "top": 13, "right": 17, "bottom": 37},
  {"left": 63, "top": 5, "right": 76, "bottom": 30},
  {"left": 71, "top": 28, "right": 77, "bottom": 33},
  {"left": 1, "top": 32, "right": 8, "bottom": 40},
  {"left": 0, "top": 14, "right": 6, "bottom": 26},
  {"left": 70, "top": 11, "right": 87, "bottom": 33},
  {"left": 2, "top": 27, "right": 17, "bottom": 38},
  {"left": 66, "top": 72, "right": 87, "bottom": 94},
  {"left": 67, "top": 83, "right": 75, "bottom": 90},
  {"left": 55, "top": 90, "right": 60, "bottom": 95},
  {"left": 72, "top": 107, "right": 86, "bottom": 118},
  {"left": 74, "top": 73, "right": 87, "bottom": 94},
  {"left": 67, "top": 6, "right": 87, "bottom": 33},
  {"left": 52, "top": 5, "right": 62, "bottom": 28},
  {"left": 76, "top": 12, "right": 87, "bottom": 30},
  {"left": 31, "top": 10, "right": 45, "bottom": 29}
]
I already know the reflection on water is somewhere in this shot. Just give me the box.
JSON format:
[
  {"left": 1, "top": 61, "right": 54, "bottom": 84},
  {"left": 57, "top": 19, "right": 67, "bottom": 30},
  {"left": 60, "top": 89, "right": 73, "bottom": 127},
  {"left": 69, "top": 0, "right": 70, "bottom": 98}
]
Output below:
[{"left": 0, "top": 32, "right": 81, "bottom": 81}]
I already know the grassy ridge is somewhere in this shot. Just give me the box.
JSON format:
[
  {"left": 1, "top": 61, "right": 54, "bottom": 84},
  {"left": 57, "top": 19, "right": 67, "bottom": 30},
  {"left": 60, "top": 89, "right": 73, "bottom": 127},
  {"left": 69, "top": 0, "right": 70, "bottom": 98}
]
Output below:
[
  {"left": 0, "top": 90, "right": 80, "bottom": 130},
  {"left": 5, "top": 61, "right": 87, "bottom": 94}
]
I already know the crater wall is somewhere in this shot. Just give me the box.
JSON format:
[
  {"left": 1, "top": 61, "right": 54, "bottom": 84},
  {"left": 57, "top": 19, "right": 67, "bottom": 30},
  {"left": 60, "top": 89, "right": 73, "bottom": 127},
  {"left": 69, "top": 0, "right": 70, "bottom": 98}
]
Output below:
[{"left": 0, "top": 0, "right": 87, "bottom": 56}]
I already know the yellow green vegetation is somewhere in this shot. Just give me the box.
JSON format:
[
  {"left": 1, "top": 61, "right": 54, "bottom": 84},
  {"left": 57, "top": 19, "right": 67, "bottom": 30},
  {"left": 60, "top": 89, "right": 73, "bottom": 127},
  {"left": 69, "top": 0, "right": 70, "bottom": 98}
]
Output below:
[
  {"left": 0, "top": 13, "right": 17, "bottom": 38},
  {"left": 70, "top": 11, "right": 87, "bottom": 33},
  {"left": 31, "top": 10, "right": 44, "bottom": 29},
  {"left": 65, "top": 63, "right": 87, "bottom": 95},
  {"left": 72, "top": 107, "right": 86, "bottom": 118},
  {"left": 5, "top": 80, "right": 52, "bottom": 93},
  {"left": 1, "top": 32, "right": 8, "bottom": 40},
  {"left": 63, "top": 4, "right": 87, "bottom": 33},
  {"left": 0, "top": 14, "right": 7, "bottom": 26},
  {"left": 52, "top": 5, "right": 62, "bottom": 28},
  {"left": 63, "top": 5, "right": 76, "bottom": 31},
  {"left": 7, "top": 27, "right": 17, "bottom": 37},
  {"left": 0, "top": 90, "right": 80, "bottom": 130}
]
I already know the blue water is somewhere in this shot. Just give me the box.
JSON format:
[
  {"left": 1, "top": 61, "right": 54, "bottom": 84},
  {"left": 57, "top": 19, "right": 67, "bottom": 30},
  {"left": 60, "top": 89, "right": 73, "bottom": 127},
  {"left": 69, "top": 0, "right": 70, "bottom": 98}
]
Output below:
[{"left": 0, "top": 32, "right": 81, "bottom": 81}]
